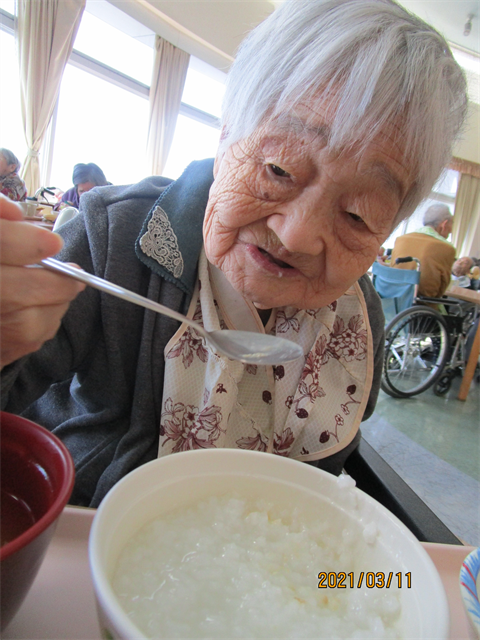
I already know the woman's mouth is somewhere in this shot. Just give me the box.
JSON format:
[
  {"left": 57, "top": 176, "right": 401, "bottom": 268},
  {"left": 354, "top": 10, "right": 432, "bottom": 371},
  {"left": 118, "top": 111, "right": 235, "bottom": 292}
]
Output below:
[
  {"left": 245, "top": 244, "right": 299, "bottom": 277},
  {"left": 258, "top": 247, "right": 292, "bottom": 269}
]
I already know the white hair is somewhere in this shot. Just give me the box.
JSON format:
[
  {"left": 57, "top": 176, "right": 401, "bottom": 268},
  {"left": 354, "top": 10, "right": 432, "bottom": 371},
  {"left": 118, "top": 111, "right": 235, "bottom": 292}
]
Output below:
[
  {"left": 423, "top": 203, "right": 452, "bottom": 228},
  {"left": 0, "top": 148, "right": 21, "bottom": 173},
  {"left": 221, "top": 0, "right": 468, "bottom": 221}
]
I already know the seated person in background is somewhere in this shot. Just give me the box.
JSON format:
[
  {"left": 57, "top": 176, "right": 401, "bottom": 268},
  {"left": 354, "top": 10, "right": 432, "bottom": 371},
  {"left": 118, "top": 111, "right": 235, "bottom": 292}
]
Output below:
[
  {"left": 57, "top": 162, "right": 109, "bottom": 210},
  {"left": 0, "top": 0, "right": 467, "bottom": 507},
  {"left": 0, "top": 148, "right": 27, "bottom": 202},
  {"left": 391, "top": 203, "right": 456, "bottom": 298},
  {"left": 376, "top": 247, "right": 392, "bottom": 265},
  {"left": 452, "top": 256, "right": 480, "bottom": 290},
  {"left": 452, "top": 256, "right": 474, "bottom": 278},
  {"left": 376, "top": 247, "right": 388, "bottom": 263}
]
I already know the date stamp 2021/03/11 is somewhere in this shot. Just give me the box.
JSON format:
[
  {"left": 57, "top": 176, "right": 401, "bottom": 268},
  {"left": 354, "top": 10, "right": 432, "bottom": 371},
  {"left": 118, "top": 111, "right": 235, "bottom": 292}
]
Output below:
[{"left": 318, "top": 572, "right": 412, "bottom": 589}]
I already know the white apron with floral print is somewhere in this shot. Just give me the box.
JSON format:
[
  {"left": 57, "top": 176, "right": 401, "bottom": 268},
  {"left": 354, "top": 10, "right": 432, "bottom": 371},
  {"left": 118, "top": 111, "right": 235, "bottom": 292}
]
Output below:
[{"left": 159, "top": 249, "right": 374, "bottom": 461}]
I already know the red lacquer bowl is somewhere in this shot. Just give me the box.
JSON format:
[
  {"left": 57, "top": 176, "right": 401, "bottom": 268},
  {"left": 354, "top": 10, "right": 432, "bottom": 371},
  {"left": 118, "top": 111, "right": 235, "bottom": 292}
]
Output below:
[{"left": 0, "top": 411, "right": 75, "bottom": 631}]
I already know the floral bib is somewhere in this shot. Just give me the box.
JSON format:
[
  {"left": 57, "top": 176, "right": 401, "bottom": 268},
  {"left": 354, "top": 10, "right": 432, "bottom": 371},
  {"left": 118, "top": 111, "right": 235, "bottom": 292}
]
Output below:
[{"left": 159, "top": 249, "right": 373, "bottom": 461}]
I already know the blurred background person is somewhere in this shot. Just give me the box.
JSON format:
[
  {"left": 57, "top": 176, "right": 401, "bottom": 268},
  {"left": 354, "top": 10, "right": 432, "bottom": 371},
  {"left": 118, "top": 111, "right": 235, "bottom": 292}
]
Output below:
[
  {"left": 452, "top": 256, "right": 474, "bottom": 278},
  {"left": 0, "top": 148, "right": 27, "bottom": 202},
  {"left": 452, "top": 256, "right": 480, "bottom": 290},
  {"left": 57, "top": 162, "right": 109, "bottom": 210}
]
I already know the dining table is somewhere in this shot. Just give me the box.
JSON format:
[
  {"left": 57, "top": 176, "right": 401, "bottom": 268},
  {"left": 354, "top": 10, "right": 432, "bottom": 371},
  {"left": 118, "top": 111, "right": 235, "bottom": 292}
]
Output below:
[
  {"left": 2, "top": 440, "right": 478, "bottom": 640},
  {"left": 22, "top": 214, "right": 54, "bottom": 231}
]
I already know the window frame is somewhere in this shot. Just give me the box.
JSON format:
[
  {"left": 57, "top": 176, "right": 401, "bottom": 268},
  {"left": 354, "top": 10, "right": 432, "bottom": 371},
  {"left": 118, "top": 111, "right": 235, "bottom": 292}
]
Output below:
[{"left": 0, "top": 6, "right": 221, "bottom": 186}]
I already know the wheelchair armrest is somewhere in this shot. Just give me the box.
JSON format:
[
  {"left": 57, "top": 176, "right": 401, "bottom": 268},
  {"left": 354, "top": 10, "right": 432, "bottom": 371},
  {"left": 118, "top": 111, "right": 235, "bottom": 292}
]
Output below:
[{"left": 415, "top": 296, "right": 464, "bottom": 311}]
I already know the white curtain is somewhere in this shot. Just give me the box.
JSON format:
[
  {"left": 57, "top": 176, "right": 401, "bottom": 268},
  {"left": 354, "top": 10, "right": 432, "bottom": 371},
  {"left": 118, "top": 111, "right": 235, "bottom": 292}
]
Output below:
[
  {"left": 16, "top": 0, "right": 86, "bottom": 195},
  {"left": 147, "top": 36, "right": 190, "bottom": 176},
  {"left": 452, "top": 173, "right": 480, "bottom": 257}
]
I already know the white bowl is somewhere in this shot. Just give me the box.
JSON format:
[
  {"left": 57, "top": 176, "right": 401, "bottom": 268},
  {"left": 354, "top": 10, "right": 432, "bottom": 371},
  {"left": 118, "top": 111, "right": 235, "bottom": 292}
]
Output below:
[
  {"left": 89, "top": 449, "right": 449, "bottom": 639},
  {"left": 460, "top": 547, "right": 480, "bottom": 637}
]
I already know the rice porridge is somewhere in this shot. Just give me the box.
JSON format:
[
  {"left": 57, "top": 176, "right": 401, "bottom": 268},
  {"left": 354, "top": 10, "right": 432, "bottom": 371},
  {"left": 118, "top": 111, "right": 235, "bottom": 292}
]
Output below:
[{"left": 112, "top": 489, "right": 402, "bottom": 639}]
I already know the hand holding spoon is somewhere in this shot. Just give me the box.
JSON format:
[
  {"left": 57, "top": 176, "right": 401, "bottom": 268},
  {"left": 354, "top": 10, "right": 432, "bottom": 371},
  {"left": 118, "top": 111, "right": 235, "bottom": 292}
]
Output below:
[{"left": 39, "top": 258, "right": 303, "bottom": 365}]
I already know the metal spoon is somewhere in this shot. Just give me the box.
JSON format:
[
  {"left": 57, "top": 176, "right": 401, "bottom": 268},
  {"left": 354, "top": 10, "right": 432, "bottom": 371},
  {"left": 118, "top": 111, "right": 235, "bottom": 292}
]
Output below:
[{"left": 40, "top": 257, "right": 303, "bottom": 365}]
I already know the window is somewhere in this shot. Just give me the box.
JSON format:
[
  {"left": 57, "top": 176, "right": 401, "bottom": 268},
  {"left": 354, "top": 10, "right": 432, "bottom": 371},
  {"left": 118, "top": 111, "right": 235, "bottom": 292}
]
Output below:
[
  {"left": 72, "top": 9, "right": 153, "bottom": 86},
  {"left": 0, "top": 1, "right": 14, "bottom": 14},
  {"left": 0, "top": 26, "right": 27, "bottom": 167},
  {"left": 49, "top": 64, "right": 150, "bottom": 190},
  {"left": 2, "top": 0, "right": 225, "bottom": 191},
  {"left": 450, "top": 44, "right": 480, "bottom": 105},
  {"left": 163, "top": 57, "right": 225, "bottom": 179},
  {"left": 44, "top": 2, "right": 153, "bottom": 190},
  {"left": 48, "top": 9, "right": 225, "bottom": 189},
  {"left": 383, "top": 169, "right": 459, "bottom": 249},
  {"left": 181, "top": 57, "right": 225, "bottom": 119},
  {"left": 162, "top": 115, "right": 222, "bottom": 180}
]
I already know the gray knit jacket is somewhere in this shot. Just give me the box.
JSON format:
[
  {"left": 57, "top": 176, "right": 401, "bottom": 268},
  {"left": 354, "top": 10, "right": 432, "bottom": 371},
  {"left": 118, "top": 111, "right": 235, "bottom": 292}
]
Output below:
[{"left": 1, "top": 159, "right": 385, "bottom": 507}]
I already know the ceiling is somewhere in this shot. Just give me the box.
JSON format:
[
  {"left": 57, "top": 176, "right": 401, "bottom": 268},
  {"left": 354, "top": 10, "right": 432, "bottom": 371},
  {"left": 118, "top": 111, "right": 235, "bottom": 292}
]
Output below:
[
  {"left": 102, "top": 0, "right": 480, "bottom": 78},
  {"left": 136, "top": 0, "right": 480, "bottom": 59},
  {"left": 400, "top": 0, "right": 480, "bottom": 54}
]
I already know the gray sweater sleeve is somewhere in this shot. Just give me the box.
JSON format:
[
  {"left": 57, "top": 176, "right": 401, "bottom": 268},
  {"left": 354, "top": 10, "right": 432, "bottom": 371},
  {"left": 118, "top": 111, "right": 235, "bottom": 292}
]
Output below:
[
  {"left": 1, "top": 178, "right": 169, "bottom": 410},
  {"left": 0, "top": 180, "right": 186, "bottom": 507}
]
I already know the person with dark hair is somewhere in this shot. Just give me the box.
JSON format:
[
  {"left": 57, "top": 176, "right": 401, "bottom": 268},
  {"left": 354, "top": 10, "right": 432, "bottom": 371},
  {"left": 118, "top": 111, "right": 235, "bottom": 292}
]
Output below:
[
  {"left": 0, "top": 0, "right": 468, "bottom": 507},
  {"left": 58, "top": 162, "right": 109, "bottom": 209},
  {"left": 0, "top": 148, "right": 27, "bottom": 202}
]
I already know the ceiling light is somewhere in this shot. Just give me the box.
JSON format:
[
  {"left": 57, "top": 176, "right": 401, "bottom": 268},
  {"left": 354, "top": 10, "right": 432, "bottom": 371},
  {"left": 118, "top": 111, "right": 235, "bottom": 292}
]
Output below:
[{"left": 464, "top": 14, "right": 474, "bottom": 37}]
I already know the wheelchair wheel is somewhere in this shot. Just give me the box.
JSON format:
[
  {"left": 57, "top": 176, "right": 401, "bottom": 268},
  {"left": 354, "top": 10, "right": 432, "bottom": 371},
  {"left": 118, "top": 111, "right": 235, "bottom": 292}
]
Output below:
[
  {"left": 381, "top": 306, "right": 450, "bottom": 398},
  {"left": 433, "top": 372, "right": 453, "bottom": 396}
]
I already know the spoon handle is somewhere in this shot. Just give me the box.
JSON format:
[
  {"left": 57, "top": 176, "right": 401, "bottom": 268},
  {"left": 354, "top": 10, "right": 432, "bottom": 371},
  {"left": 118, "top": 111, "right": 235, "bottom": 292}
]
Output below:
[{"left": 39, "top": 257, "right": 208, "bottom": 338}]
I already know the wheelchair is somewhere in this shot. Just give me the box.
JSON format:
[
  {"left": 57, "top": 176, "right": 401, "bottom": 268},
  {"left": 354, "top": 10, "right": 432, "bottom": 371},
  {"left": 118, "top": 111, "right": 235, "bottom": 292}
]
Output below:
[{"left": 372, "top": 258, "right": 479, "bottom": 399}]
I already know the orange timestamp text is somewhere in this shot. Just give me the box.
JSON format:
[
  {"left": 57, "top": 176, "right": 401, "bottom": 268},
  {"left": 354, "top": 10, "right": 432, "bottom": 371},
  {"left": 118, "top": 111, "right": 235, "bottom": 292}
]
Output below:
[{"left": 317, "top": 571, "right": 411, "bottom": 589}]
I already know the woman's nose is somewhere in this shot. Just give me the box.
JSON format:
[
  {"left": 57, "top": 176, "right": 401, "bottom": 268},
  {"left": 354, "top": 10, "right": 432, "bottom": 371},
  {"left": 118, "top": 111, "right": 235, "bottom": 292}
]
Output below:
[{"left": 265, "top": 199, "right": 328, "bottom": 256}]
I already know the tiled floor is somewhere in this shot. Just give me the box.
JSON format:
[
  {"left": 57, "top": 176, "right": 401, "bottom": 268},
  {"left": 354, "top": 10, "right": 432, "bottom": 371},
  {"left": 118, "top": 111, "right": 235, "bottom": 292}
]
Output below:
[{"left": 360, "top": 374, "right": 480, "bottom": 546}]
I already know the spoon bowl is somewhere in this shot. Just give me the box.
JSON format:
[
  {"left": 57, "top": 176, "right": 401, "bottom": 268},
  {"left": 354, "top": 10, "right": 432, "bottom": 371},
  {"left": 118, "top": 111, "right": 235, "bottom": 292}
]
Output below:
[{"left": 40, "top": 258, "right": 303, "bottom": 365}]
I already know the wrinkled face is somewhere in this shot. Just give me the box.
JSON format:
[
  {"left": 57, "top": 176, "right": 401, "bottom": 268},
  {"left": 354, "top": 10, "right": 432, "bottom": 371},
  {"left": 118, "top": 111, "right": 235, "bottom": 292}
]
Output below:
[{"left": 203, "top": 103, "right": 413, "bottom": 310}]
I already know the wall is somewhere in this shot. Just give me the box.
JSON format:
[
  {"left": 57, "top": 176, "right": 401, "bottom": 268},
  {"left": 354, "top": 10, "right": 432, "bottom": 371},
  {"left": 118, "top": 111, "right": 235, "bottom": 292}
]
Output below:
[
  {"left": 470, "top": 223, "right": 480, "bottom": 259},
  {"left": 453, "top": 101, "right": 480, "bottom": 165}
]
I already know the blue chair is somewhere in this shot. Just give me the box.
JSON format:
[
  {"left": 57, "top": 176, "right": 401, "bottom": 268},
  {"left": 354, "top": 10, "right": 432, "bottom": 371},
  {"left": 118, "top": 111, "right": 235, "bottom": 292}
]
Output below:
[{"left": 371, "top": 260, "right": 420, "bottom": 324}]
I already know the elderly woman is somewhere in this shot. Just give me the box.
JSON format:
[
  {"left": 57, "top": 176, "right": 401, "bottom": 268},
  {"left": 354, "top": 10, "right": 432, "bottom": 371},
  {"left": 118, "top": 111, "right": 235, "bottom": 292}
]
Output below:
[
  {"left": 0, "top": 148, "right": 27, "bottom": 202},
  {"left": 0, "top": 0, "right": 467, "bottom": 507}
]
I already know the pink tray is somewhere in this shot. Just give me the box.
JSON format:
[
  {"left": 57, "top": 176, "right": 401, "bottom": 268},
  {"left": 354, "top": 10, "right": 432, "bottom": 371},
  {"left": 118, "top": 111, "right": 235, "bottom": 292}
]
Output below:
[
  {"left": 3, "top": 507, "right": 478, "bottom": 639},
  {"left": 3, "top": 507, "right": 101, "bottom": 640}
]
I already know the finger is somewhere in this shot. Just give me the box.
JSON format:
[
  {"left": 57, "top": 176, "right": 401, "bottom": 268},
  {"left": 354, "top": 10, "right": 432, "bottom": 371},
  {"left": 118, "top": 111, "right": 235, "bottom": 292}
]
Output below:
[
  {"left": 1, "top": 217, "right": 64, "bottom": 265},
  {"left": 0, "top": 265, "right": 85, "bottom": 313},
  {"left": 0, "top": 194, "right": 25, "bottom": 221},
  {"left": 1, "top": 301, "right": 72, "bottom": 368}
]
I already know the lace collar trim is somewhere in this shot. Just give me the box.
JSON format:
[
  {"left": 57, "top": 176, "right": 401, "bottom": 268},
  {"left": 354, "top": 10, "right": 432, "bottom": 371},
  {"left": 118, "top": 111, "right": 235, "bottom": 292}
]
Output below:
[{"left": 138, "top": 205, "right": 184, "bottom": 279}]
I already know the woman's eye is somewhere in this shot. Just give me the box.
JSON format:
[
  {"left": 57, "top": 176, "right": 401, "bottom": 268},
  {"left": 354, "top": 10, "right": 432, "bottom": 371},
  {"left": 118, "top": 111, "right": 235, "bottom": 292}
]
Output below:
[
  {"left": 269, "top": 164, "right": 290, "bottom": 178},
  {"left": 347, "top": 212, "right": 364, "bottom": 224}
]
